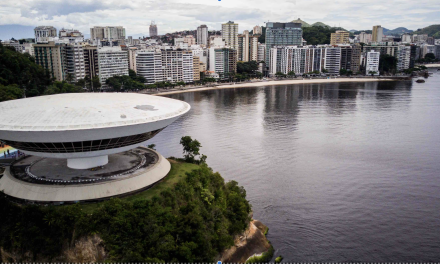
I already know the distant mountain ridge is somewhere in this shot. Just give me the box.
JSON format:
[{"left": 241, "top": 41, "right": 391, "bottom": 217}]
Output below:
[{"left": 383, "top": 27, "right": 413, "bottom": 35}]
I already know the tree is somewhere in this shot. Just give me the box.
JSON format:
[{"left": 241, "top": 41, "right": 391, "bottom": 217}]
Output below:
[
  {"left": 322, "top": 68, "right": 328, "bottom": 73},
  {"left": 92, "top": 76, "right": 101, "bottom": 91},
  {"left": 275, "top": 72, "right": 286, "bottom": 78},
  {"left": 369, "top": 71, "right": 377, "bottom": 76},
  {"left": 0, "top": 84, "right": 22, "bottom": 102},
  {"left": 147, "top": 144, "right": 156, "bottom": 150},
  {"left": 379, "top": 54, "right": 397, "bottom": 74},
  {"left": 65, "top": 73, "right": 74, "bottom": 83},
  {"left": 425, "top": 53, "right": 436, "bottom": 62},
  {"left": 340, "top": 69, "right": 348, "bottom": 75},
  {"left": 287, "top": 71, "right": 296, "bottom": 78},
  {"left": 180, "top": 136, "right": 203, "bottom": 164}
]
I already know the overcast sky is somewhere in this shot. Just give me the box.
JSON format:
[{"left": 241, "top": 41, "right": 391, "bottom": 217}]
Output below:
[{"left": 0, "top": 0, "right": 439, "bottom": 37}]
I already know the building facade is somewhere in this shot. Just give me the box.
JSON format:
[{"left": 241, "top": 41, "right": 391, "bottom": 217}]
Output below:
[
  {"left": 330, "top": 31, "right": 350, "bottom": 45},
  {"left": 366, "top": 50, "right": 380, "bottom": 75},
  {"left": 34, "top": 26, "right": 57, "bottom": 43},
  {"left": 265, "top": 22, "right": 303, "bottom": 62},
  {"left": 149, "top": 21, "right": 158, "bottom": 37},
  {"left": 97, "top": 46, "right": 129, "bottom": 88},
  {"left": 197, "top": 25, "right": 208, "bottom": 46},
  {"left": 222, "top": 21, "right": 239, "bottom": 50},
  {"left": 33, "top": 41, "right": 65, "bottom": 81},
  {"left": 372, "top": 25, "right": 383, "bottom": 42},
  {"left": 84, "top": 45, "right": 99, "bottom": 80},
  {"left": 63, "top": 43, "right": 86, "bottom": 82},
  {"left": 136, "top": 50, "right": 163, "bottom": 84}
]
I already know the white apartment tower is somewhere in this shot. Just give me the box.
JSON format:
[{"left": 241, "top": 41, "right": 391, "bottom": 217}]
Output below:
[
  {"left": 97, "top": 46, "right": 129, "bottom": 87},
  {"left": 222, "top": 21, "right": 239, "bottom": 50},
  {"left": 366, "top": 50, "right": 380, "bottom": 75},
  {"left": 324, "top": 47, "right": 342, "bottom": 75},
  {"left": 197, "top": 25, "right": 208, "bottom": 46},
  {"left": 136, "top": 50, "right": 163, "bottom": 83},
  {"left": 182, "top": 51, "right": 194, "bottom": 83},
  {"left": 64, "top": 43, "right": 86, "bottom": 82},
  {"left": 249, "top": 35, "right": 259, "bottom": 61},
  {"left": 397, "top": 46, "right": 411, "bottom": 71}
]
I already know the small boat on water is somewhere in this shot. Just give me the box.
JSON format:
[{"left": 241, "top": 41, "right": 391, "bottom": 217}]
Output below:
[{"left": 416, "top": 79, "right": 425, "bottom": 83}]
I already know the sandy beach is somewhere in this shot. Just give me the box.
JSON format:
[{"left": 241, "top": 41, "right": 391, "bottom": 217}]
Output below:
[
  {"left": 424, "top": 64, "right": 440, "bottom": 68},
  {"left": 154, "top": 78, "right": 398, "bottom": 96}
]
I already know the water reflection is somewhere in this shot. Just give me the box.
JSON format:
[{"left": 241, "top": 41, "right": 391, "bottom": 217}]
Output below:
[{"left": 147, "top": 76, "right": 440, "bottom": 261}]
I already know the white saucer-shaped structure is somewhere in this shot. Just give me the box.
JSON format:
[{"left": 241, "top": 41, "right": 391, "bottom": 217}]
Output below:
[{"left": 0, "top": 93, "right": 190, "bottom": 169}]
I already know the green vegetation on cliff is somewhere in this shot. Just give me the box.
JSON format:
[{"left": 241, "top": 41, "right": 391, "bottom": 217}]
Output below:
[
  {"left": 0, "top": 160, "right": 252, "bottom": 262},
  {"left": 0, "top": 42, "right": 85, "bottom": 102}
]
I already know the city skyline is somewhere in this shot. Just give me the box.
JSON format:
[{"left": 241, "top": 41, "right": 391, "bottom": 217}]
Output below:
[{"left": 0, "top": 0, "right": 439, "bottom": 40}]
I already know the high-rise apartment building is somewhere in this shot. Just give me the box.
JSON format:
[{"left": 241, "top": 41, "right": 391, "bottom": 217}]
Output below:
[
  {"left": 162, "top": 49, "right": 183, "bottom": 83},
  {"left": 34, "top": 26, "right": 57, "bottom": 43},
  {"left": 182, "top": 51, "right": 194, "bottom": 83},
  {"left": 222, "top": 21, "right": 239, "bottom": 50},
  {"left": 128, "top": 47, "right": 137, "bottom": 72},
  {"left": 197, "top": 25, "right": 208, "bottom": 46},
  {"left": 63, "top": 43, "right": 85, "bottom": 82},
  {"left": 59, "top": 29, "right": 84, "bottom": 43},
  {"left": 366, "top": 50, "right": 380, "bottom": 75},
  {"left": 265, "top": 22, "right": 302, "bottom": 62},
  {"left": 397, "top": 46, "right": 411, "bottom": 71},
  {"left": 238, "top": 30, "right": 250, "bottom": 61},
  {"left": 84, "top": 45, "right": 99, "bottom": 80},
  {"left": 209, "top": 48, "right": 237, "bottom": 79},
  {"left": 193, "top": 56, "right": 201, "bottom": 81},
  {"left": 249, "top": 35, "right": 259, "bottom": 61},
  {"left": 136, "top": 50, "right": 163, "bottom": 83},
  {"left": 401, "top": 34, "right": 412, "bottom": 43},
  {"left": 97, "top": 46, "right": 129, "bottom": 88},
  {"left": 330, "top": 30, "right": 350, "bottom": 45},
  {"left": 253, "top": 26, "right": 262, "bottom": 35},
  {"left": 351, "top": 43, "right": 362, "bottom": 73},
  {"left": 359, "top": 32, "right": 372, "bottom": 43},
  {"left": 33, "top": 41, "right": 65, "bottom": 81},
  {"left": 149, "top": 21, "right": 158, "bottom": 37},
  {"left": 257, "top": 43, "right": 266, "bottom": 62},
  {"left": 90, "top": 26, "right": 125, "bottom": 41},
  {"left": 324, "top": 47, "right": 341, "bottom": 75},
  {"left": 372, "top": 25, "right": 383, "bottom": 42}
]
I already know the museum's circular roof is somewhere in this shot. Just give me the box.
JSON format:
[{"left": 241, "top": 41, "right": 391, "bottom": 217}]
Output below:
[{"left": 0, "top": 93, "right": 190, "bottom": 131}]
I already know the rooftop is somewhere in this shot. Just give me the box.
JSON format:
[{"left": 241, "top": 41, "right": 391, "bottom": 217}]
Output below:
[{"left": 0, "top": 93, "right": 190, "bottom": 132}]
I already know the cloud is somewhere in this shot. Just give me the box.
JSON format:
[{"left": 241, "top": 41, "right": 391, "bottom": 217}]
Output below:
[{"left": 0, "top": 0, "right": 439, "bottom": 38}]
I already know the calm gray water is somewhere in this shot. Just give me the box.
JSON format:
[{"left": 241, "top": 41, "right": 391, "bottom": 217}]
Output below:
[{"left": 147, "top": 70, "right": 440, "bottom": 261}]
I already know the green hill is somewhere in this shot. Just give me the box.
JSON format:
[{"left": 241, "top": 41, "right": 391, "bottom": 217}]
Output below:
[
  {"left": 312, "top": 22, "right": 331, "bottom": 28},
  {"left": 291, "top": 18, "right": 311, "bottom": 27},
  {"left": 413, "top": 24, "right": 440, "bottom": 38}
]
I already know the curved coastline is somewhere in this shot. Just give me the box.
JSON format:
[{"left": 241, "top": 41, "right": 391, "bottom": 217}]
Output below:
[{"left": 152, "top": 78, "right": 399, "bottom": 96}]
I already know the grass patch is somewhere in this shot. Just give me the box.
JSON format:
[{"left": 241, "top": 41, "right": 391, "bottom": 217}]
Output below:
[
  {"left": 78, "top": 159, "right": 199, "bottom": 213},
  {"left": 245, "top": 244, "right": 274, "bottom": 263},
  {"left": 275, "top": 255, "right": 283, "bottom": 263}
]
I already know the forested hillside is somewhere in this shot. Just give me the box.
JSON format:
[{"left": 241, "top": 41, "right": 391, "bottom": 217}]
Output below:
[
  {"left": 413, "top": 24, "right": 440, "bottom": 38},
  {"left": 0, "top": 43, "right": 85, "bottom": 102},
  {"left": 0, "top": 161, "right": 252, "bottom": 262}
]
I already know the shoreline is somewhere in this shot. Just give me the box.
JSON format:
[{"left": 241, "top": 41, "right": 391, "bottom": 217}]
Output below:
[{"left": 151, "top": 78, "right": 400, "bottom": 96}]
